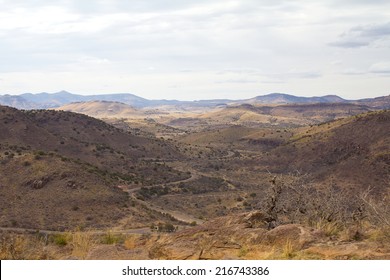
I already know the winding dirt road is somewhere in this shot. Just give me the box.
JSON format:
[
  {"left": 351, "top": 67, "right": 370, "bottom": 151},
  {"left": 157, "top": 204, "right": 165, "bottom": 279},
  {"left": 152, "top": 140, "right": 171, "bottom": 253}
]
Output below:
[{"left": 118, "top": 163, "right": 206, "bottom": 225}]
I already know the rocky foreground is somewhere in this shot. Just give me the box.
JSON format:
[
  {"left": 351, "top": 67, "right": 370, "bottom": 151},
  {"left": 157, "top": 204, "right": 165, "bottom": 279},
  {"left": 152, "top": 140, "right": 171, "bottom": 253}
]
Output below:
[{"left": 77, "top": 211, "right": 390, "bottom": 260}]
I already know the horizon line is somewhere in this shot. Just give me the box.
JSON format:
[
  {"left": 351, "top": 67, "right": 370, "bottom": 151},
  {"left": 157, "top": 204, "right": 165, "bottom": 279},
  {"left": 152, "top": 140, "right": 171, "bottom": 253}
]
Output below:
[{"left": 2, "top": 90, "right": 388, "bottom": 102}]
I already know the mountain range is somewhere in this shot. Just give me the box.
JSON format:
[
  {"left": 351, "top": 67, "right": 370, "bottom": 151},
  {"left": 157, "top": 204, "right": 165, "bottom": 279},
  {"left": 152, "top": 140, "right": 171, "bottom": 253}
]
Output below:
[{"left": 1, "top": 91, "right": 389, "bottom": 110}]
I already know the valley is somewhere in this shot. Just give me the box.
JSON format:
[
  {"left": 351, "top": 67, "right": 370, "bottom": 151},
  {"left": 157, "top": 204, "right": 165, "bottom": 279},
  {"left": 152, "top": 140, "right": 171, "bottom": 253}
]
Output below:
[{"left": 0, "top": 93, "right": 389, "bottom": 260}]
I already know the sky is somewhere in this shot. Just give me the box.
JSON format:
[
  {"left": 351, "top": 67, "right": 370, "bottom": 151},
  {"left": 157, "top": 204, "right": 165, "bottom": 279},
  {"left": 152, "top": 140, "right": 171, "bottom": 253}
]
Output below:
[{"left": 0, "top": 0, "right": 389, "bottom": 101}]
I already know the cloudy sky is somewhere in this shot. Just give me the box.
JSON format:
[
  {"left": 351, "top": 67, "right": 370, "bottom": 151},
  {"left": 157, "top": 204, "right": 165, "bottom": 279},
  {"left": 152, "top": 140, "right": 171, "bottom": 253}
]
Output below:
[{"left": 0, "top": 0, "right": 389, "bottom": 100}]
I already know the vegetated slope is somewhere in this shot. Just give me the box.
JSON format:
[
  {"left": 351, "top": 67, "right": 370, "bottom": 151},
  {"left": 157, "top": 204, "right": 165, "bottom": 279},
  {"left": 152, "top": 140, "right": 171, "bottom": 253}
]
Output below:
[
  {"left": 200, "top": 103, "right": 372, "bottom": 127},
  {"left": 0, "top": 105, "right": 188, "bottom": 230},
  {"left": 266, "top": 110, "right": 390, "bottom": 193},
  {"left": 0, "top": 106, "right": 184, "bottom": 180},
  {"left": 57, "top": 101, "right": 142, "bottom": 119},
  {"left": 0, "top": 153, "right": 130, "bottom": 230},
  {"left": 265, "top": 103, "right": 371, "bottom": 122},
  {"left": 178, "top": 126, "right": 258, "bottom": 146},
  {"left": 355, "top": 95, "right": 390, "bottom": 109}
]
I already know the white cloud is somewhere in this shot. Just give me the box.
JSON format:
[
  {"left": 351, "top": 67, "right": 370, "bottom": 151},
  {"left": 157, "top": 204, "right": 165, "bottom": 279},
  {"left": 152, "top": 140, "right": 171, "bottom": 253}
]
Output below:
[
  {"left": 0, "top": 0, "right": 390, "bottom": 99},
  {"left": 342, "top": 68, "right": 366, "bottom": 75},
  {"left": 369, "top": 62, "right": 390, "bottom": 74}
]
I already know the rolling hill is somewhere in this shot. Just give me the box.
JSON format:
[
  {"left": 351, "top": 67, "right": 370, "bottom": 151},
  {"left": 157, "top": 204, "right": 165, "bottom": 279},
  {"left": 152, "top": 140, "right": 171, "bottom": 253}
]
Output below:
[
  {"left": 263, "top": 110, "right": 390, "bottom": 193},
  {"left": 0, "top": 105, "right": 189, "bottom": 230},
  {"left": 166, "top": 103, "right": 373, "bottom": 129},
  {"left": 57, "top": 101, "right": 142, "bottom": 119}
]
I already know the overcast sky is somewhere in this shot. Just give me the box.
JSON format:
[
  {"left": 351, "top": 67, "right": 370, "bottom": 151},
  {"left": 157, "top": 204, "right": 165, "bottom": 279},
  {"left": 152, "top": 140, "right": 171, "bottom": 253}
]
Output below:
[{"left": 0, "top": 0, "right": 389, "bottom": 100}]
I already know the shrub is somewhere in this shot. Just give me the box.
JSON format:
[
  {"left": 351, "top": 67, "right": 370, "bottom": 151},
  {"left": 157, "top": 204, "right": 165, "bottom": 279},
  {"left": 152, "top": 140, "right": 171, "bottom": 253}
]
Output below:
[
  {"left": 157, "top": 222, "right": 176, "bottom": 232},
  {"left": 52, "top": 234, "right": 68, "bottom": 246},
  {"left": 101, "top": 231, "right": 123, "bottom": 245}
]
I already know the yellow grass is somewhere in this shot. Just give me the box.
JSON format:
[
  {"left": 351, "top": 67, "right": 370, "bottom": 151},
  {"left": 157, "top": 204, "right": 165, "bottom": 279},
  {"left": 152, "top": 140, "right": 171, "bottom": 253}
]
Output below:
[{"left": 70, "top": 231, "right": 96, "bottom": 259}]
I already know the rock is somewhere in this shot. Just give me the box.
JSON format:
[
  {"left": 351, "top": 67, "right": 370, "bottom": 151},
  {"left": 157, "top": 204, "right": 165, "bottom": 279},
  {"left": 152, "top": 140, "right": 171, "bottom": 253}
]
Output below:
[{"left": 25, "top": 176, "right": 51, "bottom": 189}]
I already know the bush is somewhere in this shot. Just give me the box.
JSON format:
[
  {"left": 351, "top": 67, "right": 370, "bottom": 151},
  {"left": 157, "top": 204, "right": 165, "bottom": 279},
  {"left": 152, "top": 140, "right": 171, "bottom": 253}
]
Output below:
[
  {"left": 101, "top": 231, "right": 123, "bottom": 245},
  {"left": 52, "top": 234, "right": 68, "bottom": 246},
  {"left": 157, "top": 222, "right": 176, "bottom": 232}
]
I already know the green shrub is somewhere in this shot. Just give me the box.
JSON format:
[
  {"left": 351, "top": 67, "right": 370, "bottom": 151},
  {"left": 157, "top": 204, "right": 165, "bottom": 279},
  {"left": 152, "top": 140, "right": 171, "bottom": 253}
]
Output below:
[
  {"left": 101, "top": 231, "right": 123, "bottom": 245},
  {"left": 52, "top": 234, "right": 68, "bottom": 246}
]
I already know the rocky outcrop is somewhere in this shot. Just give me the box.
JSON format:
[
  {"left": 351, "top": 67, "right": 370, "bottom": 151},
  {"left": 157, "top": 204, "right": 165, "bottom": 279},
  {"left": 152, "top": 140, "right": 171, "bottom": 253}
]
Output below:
[{"left": 148, "top": 211, "right": 324, "bottom": 259}]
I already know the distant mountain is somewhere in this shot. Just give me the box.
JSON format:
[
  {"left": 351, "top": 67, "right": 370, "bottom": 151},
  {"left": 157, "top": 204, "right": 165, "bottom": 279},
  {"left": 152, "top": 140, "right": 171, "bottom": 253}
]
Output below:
[
  {"left": 0, "top": 94, "right": 38, "bottom": 109},
  {"left": 244, "top": 93, "right": 347, "bottom": 104},
  {"left": 355, "top": 95, "right": 390, "bottom": 109},
  {"left": 1, "top": 91, "right": 389, "bottom": 110},
  {"left": 19, "top": 91, "right": 150, "bottom": 108}
]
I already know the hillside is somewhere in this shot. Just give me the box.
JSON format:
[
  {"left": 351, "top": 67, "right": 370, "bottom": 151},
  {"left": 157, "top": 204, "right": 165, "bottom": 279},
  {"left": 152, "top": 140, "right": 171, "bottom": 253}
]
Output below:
[
  {"left": 57, "top": 101, "right": 141, "bottom": 119},
  {"left": 264, "top": 110, "right": 390, "bottom": 192},
  {"left": 355, "top": 95, "right": 390, "bottom": 109},
  {"left": 164, "top": 103, "right": 372, "bottom": 131},
  {"left": 0, "top": 105, "right": 189, "bottom": 230}
]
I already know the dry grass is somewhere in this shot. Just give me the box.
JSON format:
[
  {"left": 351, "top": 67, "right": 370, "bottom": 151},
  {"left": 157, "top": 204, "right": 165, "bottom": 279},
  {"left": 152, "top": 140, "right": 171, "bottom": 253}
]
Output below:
[
  {"left": 70, "top": 231, "right": 96, "bottom": 259},
  {"left": 124, "top": 234, "right": 141, "bottom": 250},
  {"left": 0, "top": 233, "right": 51, "bottom": 260},
  {"left": 0, "top": 234, "right": 29, "bottom": 259},
  {"left": 315, "top": 219, "right": 343, "bottom": 237},
  {"left": 282, "top": 239, "right": 295, "bottom": 259},
  {"left": 367, "top": 226, "right": 390, "bottom": 243},
  {"left": 237, "top": 245, "right": 249, "bottom": 258}
]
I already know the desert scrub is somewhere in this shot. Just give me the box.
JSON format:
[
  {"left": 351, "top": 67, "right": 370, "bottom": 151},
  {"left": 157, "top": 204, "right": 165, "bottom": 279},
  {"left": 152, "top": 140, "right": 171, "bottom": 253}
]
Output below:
[
  {"left": 52, "top": 233, "right": 69, "bottom": 246},
  {"left": 282, "top": 239, "right": 296, "bottom": 259},
  {"left": 101, "top": 231, "right": 124, "bottom": 245},
  {"left": 70, "top": 231, "right": 96, "bottom": 259},
  {"left": 124, "top": 234, "right": 144, "bottom": 250},
  {"left": 315, "top": 219, "right": 343, "bottom": 238},
  {"left": 238, "top": 245, "right": 249, "bottom": 258},
  {"left": 0, "top": 234, "right": 28, "bottom": 259},
  {"left": 0, "top": 233, "right": 50, "bottom": 260}
]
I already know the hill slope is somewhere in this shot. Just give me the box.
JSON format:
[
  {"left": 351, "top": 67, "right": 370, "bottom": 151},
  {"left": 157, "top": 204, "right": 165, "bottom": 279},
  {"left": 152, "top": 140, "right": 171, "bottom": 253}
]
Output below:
[
  {"left": 57, "top": 101, "right": 141, "bottom": 118},
  {"left": 169, "top": 103, "right": 373, "bottom": 129},
  {"left": 0, "top": 105, "right": 188, "bottom": 230},
  {"left": 265, "top": 110, "right": 390, "bottom": 192}
]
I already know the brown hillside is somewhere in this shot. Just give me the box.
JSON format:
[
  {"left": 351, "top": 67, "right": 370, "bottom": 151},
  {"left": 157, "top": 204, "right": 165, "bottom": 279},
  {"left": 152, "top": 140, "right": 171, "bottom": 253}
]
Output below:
[
  {"left": 179, "top": 103, "right": 372, "bottom": 129},
  {"left": 265, "top": 110, "right": 390, "bottom": 192},
  {"left": 0, "top": 106, "right": 186, "bottom": 184},
  {"left": 57, "top": 101, "right": 141, "bottom": 118},
  {"left": 0, "top": 105, "right": 189, "bottom": 230}
]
